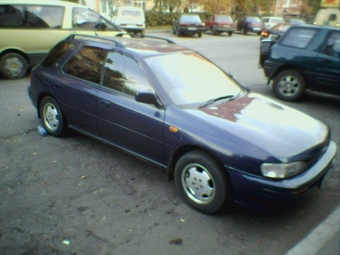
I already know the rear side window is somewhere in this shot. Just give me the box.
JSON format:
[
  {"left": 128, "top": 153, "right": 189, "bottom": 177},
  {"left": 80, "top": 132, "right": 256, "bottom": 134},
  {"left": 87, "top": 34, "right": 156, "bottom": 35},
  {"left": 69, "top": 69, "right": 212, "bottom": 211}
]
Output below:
[
  {"left": 41, "top": 42, "right": 75, "bottom": 67},
  {"left": 280, "top": 28, "right": 317, "bottom": 48},
  {"left": 0, "top": 5, "right": 64, "bottom": 28},
  {"left": 63, "top": 47, "right": 107, "bottom": 84},
  {"left": 26, "top": 6, "right": 64, "bottom": 28}
]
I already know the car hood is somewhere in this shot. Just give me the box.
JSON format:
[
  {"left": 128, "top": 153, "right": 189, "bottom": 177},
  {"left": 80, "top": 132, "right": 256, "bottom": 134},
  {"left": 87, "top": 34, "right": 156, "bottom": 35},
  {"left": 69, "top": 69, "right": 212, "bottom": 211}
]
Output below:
[{"left": 185, "top": 93, "right": 329, "bottom": 160}]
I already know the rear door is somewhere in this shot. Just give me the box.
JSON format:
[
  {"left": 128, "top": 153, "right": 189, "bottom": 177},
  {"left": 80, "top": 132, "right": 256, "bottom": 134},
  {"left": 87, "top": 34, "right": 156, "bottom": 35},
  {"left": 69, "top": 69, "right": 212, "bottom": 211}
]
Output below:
[{"left": 52, "top": 46, "right": 107, "bottom": 135}]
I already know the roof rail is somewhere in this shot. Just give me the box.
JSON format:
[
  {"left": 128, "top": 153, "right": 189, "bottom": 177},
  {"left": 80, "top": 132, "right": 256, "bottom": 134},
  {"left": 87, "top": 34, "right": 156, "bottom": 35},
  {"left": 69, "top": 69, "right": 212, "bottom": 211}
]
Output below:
[
  {"left": 66, "top": 34, "right": 126, "bottom": 48},
  {"left": 132, "top": 34, "right": 176, "bottom": 44}
]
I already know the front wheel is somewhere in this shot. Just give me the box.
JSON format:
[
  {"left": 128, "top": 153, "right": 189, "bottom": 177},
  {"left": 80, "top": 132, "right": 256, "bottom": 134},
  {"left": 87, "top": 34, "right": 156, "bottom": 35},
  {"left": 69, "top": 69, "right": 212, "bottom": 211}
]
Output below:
[
  {"left": 228, "top": 31, "right": 233, "bottom": 36},
  {"left": 198, "top": 32, "right": 202, "bottom": 38},
  {"left": 273, "top": 70, "right": 306, "bottom": 101},
  {"left": 175, "top": 150, "right": 232, "bottom": 214},
  {"left": 39, "top": 96, "right": 68, "bottom": 137},
  {"left": 0, "top": 52, "right": 27, "bottom": 79}
]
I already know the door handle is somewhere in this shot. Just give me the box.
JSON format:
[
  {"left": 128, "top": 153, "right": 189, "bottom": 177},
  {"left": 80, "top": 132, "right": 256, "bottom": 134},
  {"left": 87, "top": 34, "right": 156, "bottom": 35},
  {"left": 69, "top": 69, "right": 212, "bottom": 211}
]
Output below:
[{"left": 99, "top": 99, "right": 110, "bottom": 107}]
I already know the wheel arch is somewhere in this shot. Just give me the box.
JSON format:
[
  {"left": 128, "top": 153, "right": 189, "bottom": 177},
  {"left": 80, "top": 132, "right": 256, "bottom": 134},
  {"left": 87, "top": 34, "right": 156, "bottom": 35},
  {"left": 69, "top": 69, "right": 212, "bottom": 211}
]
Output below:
[
  {"left": 37, "top": 93, "right": 58, "bottom": 118},
  {"left": 269, "top": 65, "right": 310, "bottom": 88},
  {"left": 167, "top": 145, "right": 229, "bottom": 182},
  {"left": 0, "top": 49, "right": 29, "bottom": 63}
]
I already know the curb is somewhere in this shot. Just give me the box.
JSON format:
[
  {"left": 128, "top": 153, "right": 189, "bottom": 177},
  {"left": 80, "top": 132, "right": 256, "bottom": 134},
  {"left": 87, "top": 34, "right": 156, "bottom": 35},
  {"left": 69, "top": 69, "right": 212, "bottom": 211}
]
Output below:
[{"left": 285, "top": 206, "right": 339, "bottom": 255}]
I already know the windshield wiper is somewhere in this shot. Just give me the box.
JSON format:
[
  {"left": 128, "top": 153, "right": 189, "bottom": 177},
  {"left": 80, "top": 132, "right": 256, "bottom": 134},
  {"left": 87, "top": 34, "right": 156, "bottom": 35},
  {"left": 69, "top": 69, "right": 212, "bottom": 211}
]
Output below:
[{"left": 199, "top": 94, "right": 235, "bottom": 108}]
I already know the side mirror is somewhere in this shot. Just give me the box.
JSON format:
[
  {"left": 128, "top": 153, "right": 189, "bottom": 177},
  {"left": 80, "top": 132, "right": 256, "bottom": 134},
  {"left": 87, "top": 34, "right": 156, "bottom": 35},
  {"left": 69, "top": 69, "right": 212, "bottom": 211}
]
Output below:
[{"left": 135, "top": 91, "right": 162, "bottom": 107}]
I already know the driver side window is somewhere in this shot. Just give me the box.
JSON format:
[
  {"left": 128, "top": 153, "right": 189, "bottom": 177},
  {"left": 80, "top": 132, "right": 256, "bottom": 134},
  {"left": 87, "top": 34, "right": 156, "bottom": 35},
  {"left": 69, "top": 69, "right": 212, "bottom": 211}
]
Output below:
[{"left": 103, "top": 52, "right": 153, "bottom": 97}]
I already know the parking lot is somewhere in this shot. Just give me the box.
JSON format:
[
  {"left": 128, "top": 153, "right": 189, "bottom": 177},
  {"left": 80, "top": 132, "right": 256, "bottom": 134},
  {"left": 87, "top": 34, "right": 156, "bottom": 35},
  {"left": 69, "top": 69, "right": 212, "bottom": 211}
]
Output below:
[{"left": 0, "top": 33, "right": 338, "bottom": 255}]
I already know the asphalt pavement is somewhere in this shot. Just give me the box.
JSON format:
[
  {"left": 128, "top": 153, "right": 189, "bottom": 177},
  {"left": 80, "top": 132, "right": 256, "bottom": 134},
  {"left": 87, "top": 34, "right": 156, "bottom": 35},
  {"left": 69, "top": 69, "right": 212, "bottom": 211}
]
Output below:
[{"left": 1, "top": 31, "right": 338, "bottom": 254}]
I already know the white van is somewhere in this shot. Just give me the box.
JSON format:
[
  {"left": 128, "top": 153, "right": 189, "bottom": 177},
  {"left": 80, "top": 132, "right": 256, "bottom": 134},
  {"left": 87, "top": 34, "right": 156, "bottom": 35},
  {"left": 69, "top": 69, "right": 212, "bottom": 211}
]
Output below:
[
  {"left": 314, "top": 8, "right": 340, "bottom": 27},
  {"left": 261, "top": 16, "right": 285, "bottom": 29},
  {"left": 112, "top": 6, "right": 145, "bottom": 36},
  {"left": 0, "top": 0, "right": 127, "bottom": 79}
]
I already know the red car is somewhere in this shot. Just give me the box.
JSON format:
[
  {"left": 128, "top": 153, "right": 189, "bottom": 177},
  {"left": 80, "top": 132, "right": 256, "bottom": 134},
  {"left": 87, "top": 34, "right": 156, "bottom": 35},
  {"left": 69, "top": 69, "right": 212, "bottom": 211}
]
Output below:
[{"left": 205, "top": 14, "right": 236, "bottom": 36}]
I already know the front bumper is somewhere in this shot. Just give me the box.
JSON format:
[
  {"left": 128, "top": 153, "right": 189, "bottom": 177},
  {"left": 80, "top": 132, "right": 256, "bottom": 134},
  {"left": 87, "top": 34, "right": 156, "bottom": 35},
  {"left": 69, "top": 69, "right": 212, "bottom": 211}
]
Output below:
[{"left": 228, "top": 141, "right": 337, "bottom": 208}]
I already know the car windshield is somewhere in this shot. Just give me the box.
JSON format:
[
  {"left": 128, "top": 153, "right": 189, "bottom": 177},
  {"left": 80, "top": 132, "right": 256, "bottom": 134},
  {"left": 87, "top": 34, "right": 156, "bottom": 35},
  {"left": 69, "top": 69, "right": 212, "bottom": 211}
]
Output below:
[
  {"left": 145, "top": 52, "right": 241, "bottom": 106},
  {"left": 215, "top": 15, "right": 232, "bottom": 22}
]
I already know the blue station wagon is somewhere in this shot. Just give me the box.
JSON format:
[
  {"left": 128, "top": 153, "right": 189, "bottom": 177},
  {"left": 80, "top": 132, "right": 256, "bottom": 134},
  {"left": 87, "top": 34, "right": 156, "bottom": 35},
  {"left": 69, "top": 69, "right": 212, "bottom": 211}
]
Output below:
[{"left": 28, "top": 35, "right": 337, "bottom": 214}]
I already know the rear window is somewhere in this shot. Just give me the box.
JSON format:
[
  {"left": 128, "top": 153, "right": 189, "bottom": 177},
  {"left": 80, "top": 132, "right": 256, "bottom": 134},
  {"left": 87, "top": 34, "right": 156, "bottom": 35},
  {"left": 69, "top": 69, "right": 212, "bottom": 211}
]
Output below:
[
  {"left": 280, "top": 28, "right": 317, "bottom": 48},
  {"left": 41, "top": 42, "right": 75, "bottom": 67},
  {"left": 63, "top": 47, "right": 107, "bottom": 84},
  {"left": 180, "top": 15, "right": 202, "bottom": 23},
  {"left": 122, "top": 10, "right": 142, "bottom": 17},
  {"left": 246, "top": 17, "right": 261, "bottom": 22},
  {"left": 215, "top": 15, "right": 232, "bottom": 22}
]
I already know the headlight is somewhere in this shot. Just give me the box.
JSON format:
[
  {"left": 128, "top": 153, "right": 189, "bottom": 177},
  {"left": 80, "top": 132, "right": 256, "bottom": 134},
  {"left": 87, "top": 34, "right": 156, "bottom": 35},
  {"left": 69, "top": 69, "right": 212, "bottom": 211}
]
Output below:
[{"left": 261, "top": 161, "right": 307, "bottom": 179}]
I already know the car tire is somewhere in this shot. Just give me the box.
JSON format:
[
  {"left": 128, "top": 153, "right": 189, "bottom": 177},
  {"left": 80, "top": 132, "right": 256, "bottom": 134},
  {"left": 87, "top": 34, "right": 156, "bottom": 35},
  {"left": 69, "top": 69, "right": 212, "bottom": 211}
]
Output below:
[
  {"left": 39, "top": 96, "right": 68, "bottom": 137},
  {"left": 241, "top": 28, "right": 247, "bottom": 35},
  {"left": 273, "top": 70, "right": 306, "bottom": 101},
  {"left": 174, "top": 150, "right": 232, "bottom": 214},
  {"left": 198, "top": 32, "right": 202, "bottom": 38},
  {"left": 0, "top": 52, "right": 28, "bottom": 79},
  {"left": 176, "top": 29, "right": 180, "bottom": 37}
]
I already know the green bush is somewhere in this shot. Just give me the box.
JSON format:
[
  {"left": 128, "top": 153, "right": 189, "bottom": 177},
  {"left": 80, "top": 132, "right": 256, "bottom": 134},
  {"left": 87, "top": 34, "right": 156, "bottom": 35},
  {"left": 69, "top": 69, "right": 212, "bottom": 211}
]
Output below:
[{"left": 144, "top": 11, "right": 209, "bottom": 27}]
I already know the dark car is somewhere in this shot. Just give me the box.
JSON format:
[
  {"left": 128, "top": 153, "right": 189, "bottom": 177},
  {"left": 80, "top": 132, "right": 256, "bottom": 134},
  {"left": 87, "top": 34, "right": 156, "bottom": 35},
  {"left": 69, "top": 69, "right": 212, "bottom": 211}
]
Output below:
[
  {"left": 237, "top": 16, "right": 263, "bottom": 35},
  {"left": 260, "top": 25, "right": 340, "bottom": 101},
  {"left": 28, "top": 34, "right": 336, "bottom": 214},
  {"left": 172, "top": 14, "right": 205, "bottom": 37},
  {"left": 204, "top": 14, "right": 236, "bottom": 36},
  {"left": 260, "top": 23, "right": 292, "bottom": 41}
]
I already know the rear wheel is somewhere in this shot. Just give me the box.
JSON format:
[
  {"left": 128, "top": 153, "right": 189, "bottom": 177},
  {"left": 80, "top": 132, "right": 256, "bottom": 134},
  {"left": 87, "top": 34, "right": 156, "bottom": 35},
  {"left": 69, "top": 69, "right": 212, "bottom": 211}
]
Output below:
[
  {"left": 273, "top": 70, "right": 306, "bottom": 101},
  {"left": 39, "top": 96, "right": 68, "bottom": 137},
  {"left": 0, "top": 52, "right": 27, "bottom": 79},
  {"left": 175, "top": 150, "right": 232, "bottom": 214},
  {"left": 198, "top": 32, "right": 202, "bottom": 38},
  {"left": 228, "top": 31, "right": 233, "bottom": 36}
]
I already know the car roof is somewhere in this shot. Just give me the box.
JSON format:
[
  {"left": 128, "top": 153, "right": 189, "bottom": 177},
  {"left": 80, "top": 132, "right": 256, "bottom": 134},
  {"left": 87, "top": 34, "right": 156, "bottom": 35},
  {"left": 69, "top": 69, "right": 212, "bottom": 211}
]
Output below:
[
  {"left": 1, "top": 0, "right": 81, "bottom": 7},
  {"left": 67, "top": 34, "right": 193, "bottom": 58},
  {"left": 288, "top": 24, "right": 340, "bottom": 31}
]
